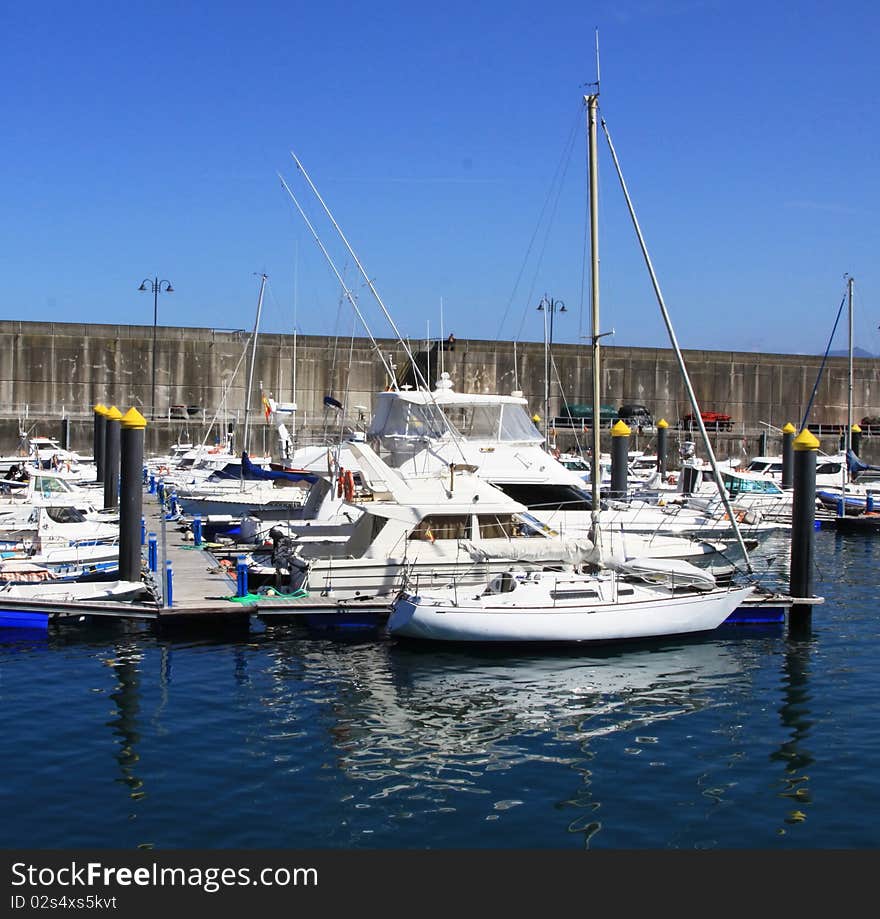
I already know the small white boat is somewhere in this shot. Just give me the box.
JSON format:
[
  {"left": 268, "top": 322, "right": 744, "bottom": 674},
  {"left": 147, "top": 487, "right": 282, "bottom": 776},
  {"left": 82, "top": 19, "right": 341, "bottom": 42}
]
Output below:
[
  {"left": 0, "top": 580, "right": 146, "bottom": 603},
  {"left": 388, "top": 569, "right": 754, "bottom": 643}
]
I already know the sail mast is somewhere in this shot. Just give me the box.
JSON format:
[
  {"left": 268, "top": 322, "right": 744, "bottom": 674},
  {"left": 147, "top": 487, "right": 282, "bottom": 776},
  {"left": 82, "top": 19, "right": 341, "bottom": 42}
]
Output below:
[
  {"left": 242, "top": 272, "right": 267, "bottom": 459},
  {"left": 847, "top": 275, "right": 854, "bottom": 460},
  {"left": 585, "top": 92, "right": 602, "bottom": 545}
]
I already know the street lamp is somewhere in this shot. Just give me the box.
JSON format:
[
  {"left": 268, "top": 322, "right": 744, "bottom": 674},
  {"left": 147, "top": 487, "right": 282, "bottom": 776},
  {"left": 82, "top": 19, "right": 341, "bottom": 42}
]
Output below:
[
  {"left": 537, "top": 296, "right": 566, "bottom": 443},
  {"left": 138, "top": 277, "right": 174, "bottom": 419}
]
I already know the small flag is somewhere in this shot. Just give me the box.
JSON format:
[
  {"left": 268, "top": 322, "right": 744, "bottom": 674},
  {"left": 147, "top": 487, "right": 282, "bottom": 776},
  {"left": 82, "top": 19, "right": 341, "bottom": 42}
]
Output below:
[
  {"left": 262, "top": 396, "right": 272, "bottom": 421},
  {"left": 324, "top": 395, "right": 343, "bottom": 410}
]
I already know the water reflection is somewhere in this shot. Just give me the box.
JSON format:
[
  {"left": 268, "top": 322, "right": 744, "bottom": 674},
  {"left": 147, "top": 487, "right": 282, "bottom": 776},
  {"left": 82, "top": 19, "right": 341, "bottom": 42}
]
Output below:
[
  {"left": 255, "top": 628, "right": 753, "bottom": 845},
  {"left": 773, "top": 636, "right": 814, "bottom": 832}
]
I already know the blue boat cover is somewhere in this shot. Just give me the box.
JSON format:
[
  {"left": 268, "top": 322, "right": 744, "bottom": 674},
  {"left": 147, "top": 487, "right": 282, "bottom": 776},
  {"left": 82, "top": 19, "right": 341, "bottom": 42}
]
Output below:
[
  {"left": 847, "top": 449, "right": 880, "bottom": 475},
  {"left": 238, "top": 451, "right": 319, "bottom": 484}
]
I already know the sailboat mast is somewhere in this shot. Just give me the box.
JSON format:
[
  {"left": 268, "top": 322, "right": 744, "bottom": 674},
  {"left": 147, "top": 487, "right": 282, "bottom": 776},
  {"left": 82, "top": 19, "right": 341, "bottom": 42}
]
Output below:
[
  {"left": 847, "top": 275, "right": 854, "bottom": 458},
  {"left": 586, "top": 93, "right": 602, "bottom": 541},
  {"left": 242, "top": 273, "right": 268, "bottom": 457}
]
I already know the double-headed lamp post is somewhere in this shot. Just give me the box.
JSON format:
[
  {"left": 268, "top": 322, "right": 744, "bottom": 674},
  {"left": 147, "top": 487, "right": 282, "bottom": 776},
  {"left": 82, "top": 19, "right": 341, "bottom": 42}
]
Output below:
[
  {"left": 138, "top": 277, "right": 174, "bottom": 419},
  {"left": 537, "top": 296, "right": 566, "bottom": 444}
]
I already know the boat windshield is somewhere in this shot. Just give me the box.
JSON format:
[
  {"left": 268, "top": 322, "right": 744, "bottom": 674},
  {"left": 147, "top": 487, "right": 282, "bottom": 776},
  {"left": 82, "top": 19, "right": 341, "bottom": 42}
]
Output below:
[
  {"left": 443, "top": 403, "right": 542, "bottom": 443},
  {"left": 368, "top": 399, "right": 447, "bottom": 440},
  {"left": 44, "top": 506, "right": 87, "bottom": 523},
  {"left": 723, "top": 473, "right": 783, "bottom": 496},
  {"left": 33, "top": 476, "right": 74, "bottom": 496},
  {"left": 369, "top": 398, "right": 542, "bottom": 444}
]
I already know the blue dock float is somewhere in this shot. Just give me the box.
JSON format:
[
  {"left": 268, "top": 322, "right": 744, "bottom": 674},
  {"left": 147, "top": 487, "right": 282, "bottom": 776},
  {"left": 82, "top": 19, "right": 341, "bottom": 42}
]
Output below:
[{"left": 0, "top": 609, "right": 50, "bottom": 629}]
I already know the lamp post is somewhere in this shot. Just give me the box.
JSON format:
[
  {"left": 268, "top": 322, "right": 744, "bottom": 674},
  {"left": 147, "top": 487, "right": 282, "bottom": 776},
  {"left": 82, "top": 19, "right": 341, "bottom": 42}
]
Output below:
[
  {"left": 138, "top": 277, "right": 174, "bottom": 419},
  {"left": 537, "top": 295, "right": 566, "bottom": 444}
]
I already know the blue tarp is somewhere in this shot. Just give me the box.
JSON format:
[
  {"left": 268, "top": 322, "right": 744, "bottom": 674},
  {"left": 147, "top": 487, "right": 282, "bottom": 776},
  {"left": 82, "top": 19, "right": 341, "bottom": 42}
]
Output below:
[{"left": 847, "top": 449, "right": 880, "bottom": 476}]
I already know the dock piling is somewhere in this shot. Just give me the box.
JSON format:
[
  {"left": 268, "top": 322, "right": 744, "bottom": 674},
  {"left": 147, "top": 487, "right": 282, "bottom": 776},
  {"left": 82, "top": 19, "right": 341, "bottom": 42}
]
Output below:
[
  {"left": 781, "top": 422, "right": 796, "bottom": 490},
  {"left": 148, "top": 533, "right": 158, "bottom": 572},
  {"left": 103, "top": 406, "right": 122, "bottom": 510},
  {"left": 118, "top": 408, "right": 147, "bottom": 584},
  {"left": 193, "top": 515, "right": 202, "bottom": 547},
  {"left": 610, "top": 420, "right": 630, "bottom": 498},
  {"left": 93, "top": 404, "right": 108, "bottom": 484},
  {"left": 656, "top": 419, "right": 668, "bottom": 476},
  {"left": 790, "top": 428, "right": 819, "bottom": 630}
]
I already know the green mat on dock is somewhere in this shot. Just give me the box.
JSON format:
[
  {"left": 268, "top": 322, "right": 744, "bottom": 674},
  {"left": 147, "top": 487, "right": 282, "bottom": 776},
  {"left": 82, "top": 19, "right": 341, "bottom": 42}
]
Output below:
[{"left": 227, "top": 589, "right": 310, "bottom": 604}]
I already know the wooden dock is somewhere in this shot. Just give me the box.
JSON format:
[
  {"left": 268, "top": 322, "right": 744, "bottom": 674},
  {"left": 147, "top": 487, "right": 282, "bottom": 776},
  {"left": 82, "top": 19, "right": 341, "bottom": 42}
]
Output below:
[{"left": 0, "top": 491, "right": 393, "bottom": 625}]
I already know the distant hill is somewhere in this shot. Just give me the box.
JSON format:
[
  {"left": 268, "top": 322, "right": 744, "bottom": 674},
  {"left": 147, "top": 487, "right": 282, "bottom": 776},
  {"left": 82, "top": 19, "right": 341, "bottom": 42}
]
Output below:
[{"left": 829, "top": 347, "right": 876, "bottom": 358}]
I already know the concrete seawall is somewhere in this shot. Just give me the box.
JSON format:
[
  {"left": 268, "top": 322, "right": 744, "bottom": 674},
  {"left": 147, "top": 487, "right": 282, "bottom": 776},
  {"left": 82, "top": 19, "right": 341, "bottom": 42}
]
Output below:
[{"left": 2, "top": 319, "right": 878, "bottom": 462}]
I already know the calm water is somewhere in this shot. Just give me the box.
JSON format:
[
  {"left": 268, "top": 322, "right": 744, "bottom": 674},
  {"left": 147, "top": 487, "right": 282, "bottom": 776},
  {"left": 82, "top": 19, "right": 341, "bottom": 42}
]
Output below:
[{"left": 2, "top": 529, "right": 878, "bottom": 850}]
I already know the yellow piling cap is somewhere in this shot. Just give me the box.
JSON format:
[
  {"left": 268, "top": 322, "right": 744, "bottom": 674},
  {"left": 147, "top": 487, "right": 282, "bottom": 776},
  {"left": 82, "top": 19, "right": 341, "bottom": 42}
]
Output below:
[
  {"left": 105, "top": 405, "right": 123, "bottom": 421},
  {"left": 852, "top": 423, "right": 862, "bottom": 433},
  {"left": 657, "top": 418, "right": 669, "bottom": 429},
  {"left": 93, "top": 403, "right": 109, "bottom": 415},
  {"left": 611, "top": 419, "right": 631, "bottom": 437},
  {"left": 782, "top": 422, "right": 796, "bottom": 434},
  {"left": 121, "top": 407, "right": 148, "bottom": 430},
  {"left": 793, "top": 428, "right": 820, "bottom": 451}
]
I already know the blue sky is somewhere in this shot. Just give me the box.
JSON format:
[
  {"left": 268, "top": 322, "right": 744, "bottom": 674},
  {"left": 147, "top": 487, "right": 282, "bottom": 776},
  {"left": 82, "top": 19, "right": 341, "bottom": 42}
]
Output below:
[{"left": 2, "top": 1, "right": 878, "bottom": 355}]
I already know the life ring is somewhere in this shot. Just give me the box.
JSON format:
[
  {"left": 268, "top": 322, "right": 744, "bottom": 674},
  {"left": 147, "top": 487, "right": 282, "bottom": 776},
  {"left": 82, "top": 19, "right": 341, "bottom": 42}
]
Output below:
[
  {"left": 667, "top": 474, "right": 676, "bottom": 485},
  {"left": 343, "top": 469, "right": 355, "bottom": 502}
]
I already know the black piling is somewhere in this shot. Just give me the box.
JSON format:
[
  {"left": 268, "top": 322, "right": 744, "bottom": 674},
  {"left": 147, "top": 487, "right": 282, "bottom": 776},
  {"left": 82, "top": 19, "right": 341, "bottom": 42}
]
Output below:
[
  {"left": 610, "top": 420, "right": 630, "bottom": 499},
  {"left": 656, "top": 419, "right": 668, "bottom": 476},
  {"left": 119, "top": 408, "right": 147, "bottom": 583},
  {"left": 60, "top": 417, "right": 70, "bottom": 451},
  {"left": 93, "top": 404, "right": 108, "bottom": 483},
  {"left": 781, "top": 422, "right": 796, "bottom": 490},
  {"left": 789, "top": 428, "right": 819, "bottom": 631},
  {"left": 103, "top": 405, "right": 122, "bottom": 510},
  {"left": 759, "top": 430, "right": 768, "bottom": 456},
  {"left": 851, "top": 424, "right": 862, "bottom": 457}
]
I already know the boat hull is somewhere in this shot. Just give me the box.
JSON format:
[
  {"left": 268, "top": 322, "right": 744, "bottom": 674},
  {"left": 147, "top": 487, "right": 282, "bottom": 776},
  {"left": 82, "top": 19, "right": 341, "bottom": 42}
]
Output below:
[{"left": 389, "top": 584, "right": 754, "bottom": 643}]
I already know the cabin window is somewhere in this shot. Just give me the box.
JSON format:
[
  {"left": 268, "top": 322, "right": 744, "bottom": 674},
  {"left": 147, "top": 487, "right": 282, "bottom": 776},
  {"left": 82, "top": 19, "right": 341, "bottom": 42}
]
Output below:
[
  {"left": 477, "top": 514, "right": 521, "bottom": 539},
  {"left": 816, "top": 462, "right": 842, "bottom": 475},
  {"left": 409, "top": 515, "right": 471, "bottom": 541},
  {"left": 494, "top": 482, "right": 595, "bottom": 511},
  {"left": 45, "top": 506, "right": 87, "bottom": 523}
]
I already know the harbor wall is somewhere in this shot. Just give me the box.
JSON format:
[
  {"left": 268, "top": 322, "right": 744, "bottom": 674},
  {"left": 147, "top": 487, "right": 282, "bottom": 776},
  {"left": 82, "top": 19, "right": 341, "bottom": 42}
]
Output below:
[{"left": 1, "top": 319, "right": 879, "bottom": 462}]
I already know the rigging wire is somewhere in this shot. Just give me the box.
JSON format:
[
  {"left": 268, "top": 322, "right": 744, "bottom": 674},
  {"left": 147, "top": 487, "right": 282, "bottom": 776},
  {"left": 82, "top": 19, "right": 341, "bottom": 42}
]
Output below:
[
  {"left": 600, "top": 112, "right": 753, "bottom": 572},
  {"left": 799, "top": 288, "right": 848, "bottom": 433},
  {"left": 512, "top": 114, "right": 582, "bottom": 345},
  {"left": 495, "top": 102, "right": 583, "bottom": 342}
]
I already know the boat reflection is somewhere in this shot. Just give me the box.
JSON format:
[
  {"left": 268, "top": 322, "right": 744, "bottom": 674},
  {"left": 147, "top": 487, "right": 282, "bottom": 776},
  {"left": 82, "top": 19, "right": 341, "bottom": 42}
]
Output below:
[{"left": 259, "top": 628, "right": 751, "bottom": 800}]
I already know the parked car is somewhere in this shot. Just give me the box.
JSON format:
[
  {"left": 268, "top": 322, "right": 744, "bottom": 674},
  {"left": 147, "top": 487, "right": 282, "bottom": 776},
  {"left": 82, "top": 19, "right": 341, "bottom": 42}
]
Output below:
[
  {"left": 559, "top": 403, "right": 619, "bottom": 426},
  {"left": 680, "top": 411, "right": 734, "bottom": 431},
  {"left": 618, "top": 404, "right": 654, "bottom": 430}
]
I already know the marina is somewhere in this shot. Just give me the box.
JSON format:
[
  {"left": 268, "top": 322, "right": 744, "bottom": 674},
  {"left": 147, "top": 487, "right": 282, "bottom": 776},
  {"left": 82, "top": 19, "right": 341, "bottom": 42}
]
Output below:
[{"left": 4, "top": 3, "right": 880, "bottom": 875}]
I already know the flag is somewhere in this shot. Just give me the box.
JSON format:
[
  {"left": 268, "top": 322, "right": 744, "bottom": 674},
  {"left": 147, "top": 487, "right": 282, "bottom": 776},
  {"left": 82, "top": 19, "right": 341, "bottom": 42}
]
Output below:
[
  {"left": 262, "top": 396, "right": 272, "bottom": 421},
  {"left": 324, "top": 395, "right": 343, "bottom": 410}
]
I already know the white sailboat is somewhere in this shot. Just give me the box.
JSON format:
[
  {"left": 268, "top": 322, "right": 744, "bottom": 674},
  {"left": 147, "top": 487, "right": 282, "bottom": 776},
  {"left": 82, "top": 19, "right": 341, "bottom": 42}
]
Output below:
[{"left": 389, "top": 89, "right": 754, "bottom": 643}]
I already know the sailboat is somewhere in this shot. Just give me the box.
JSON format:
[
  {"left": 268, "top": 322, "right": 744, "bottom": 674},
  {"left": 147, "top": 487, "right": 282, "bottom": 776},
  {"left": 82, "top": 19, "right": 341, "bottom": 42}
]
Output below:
[{"left": 388, "top": 90, "right": 754, "bottom": 643}]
